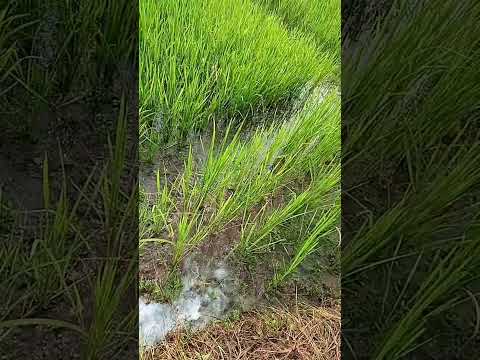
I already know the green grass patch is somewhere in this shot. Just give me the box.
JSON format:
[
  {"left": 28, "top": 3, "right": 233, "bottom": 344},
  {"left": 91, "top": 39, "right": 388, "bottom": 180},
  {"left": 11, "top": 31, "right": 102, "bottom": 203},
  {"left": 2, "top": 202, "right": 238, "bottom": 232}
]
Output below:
[
  {"left": 256, "top": 0, "right": 340, "bottom": 63},
  {"left": 140, "top": 0, "right": 335, "bottom": 156},
  {"left": 140, "top": 87, "right": 340, "bottom": 293}
]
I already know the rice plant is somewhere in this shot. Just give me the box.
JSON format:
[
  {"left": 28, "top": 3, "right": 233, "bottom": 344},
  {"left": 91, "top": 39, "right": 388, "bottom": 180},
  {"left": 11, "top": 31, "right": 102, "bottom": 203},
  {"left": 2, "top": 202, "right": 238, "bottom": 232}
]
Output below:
[
  {"left": 139, "top": 0, "right": 341, "bottom": 352},
  {"left": 141, "top": 88, "right": 341, "bottom": 268},
  {"left": 271, "top": 201, "right": 340, "bottom": 289},
  {"left": 256, "top": 0, "right": 341, "bottom": 63},
  {"left": 342, "top": 0, "right": 480, "bottom": 357},
  {"left": 139, "top": 0, "right": 336, "bottom": 153},
  {"left": 0, "top": 93, "right": 138, "bottom": 357}
]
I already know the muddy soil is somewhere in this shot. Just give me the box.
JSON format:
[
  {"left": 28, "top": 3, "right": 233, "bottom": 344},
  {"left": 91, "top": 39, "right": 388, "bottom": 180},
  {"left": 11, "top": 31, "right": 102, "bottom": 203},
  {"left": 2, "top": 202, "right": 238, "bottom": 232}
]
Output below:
[
  {"left": 138, "top": 83, "right": 341, "bottom": 346},
  {"left": 139, "top": 143, "right": 340, "bottom": 347}
]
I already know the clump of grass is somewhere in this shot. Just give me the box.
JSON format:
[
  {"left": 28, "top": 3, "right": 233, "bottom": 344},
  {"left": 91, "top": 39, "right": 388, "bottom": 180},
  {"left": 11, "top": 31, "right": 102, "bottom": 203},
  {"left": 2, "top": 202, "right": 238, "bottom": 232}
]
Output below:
[
  {"left": 141, "top": 89, "right": 340, "bottom": 267},
  {"left": 238, "top": 190, "right": 312, "bottom": 256},
  {"left": 0, "top": 172, "right": 85, "bottom": 342},
  {"left": 140, "top": 271, "right": 182, "bottom": 304},
  {"left": 0, "top": 94, "right": 138, "bottom": 357},
  {"left": 257, "top": 0, "right": 341, "bottom": 63},
  {"left": 373, "top": 227, "right": 480, "bottom": 359},
  {"left": 139, "top": 0, "right": 335, "bottom": 153},
  {"left": 270, "top": 201, "right": 340, "bottom": 289},
  {"left": 342, "top": 1, "right": 480, "bottom": 358},
  {"left": 237, "top": 162, "right": 340, "bottom": 257}
]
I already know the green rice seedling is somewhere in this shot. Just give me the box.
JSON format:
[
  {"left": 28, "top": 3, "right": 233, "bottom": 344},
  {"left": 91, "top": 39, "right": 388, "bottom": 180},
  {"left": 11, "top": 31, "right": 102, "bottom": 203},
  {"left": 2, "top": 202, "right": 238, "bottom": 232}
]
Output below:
[
  {"left": 179, "top": 146, "right": 197, "bottom": 209},
  {"left": 90, "top": 0, "right": 137, "bottom": 78},
  {"left": 150, "top": 169, "right": 175, "bottom": 236},
  {"left": 373, "top": 227, "right": 480, "bottom": 359},
  {"left": 157, "top": 149, "right": 217, "bottom": 263},
  {"left": 0, "top": 237, "right": 34, "bottom": 328},
  {"left": 239, "top": 94, "right": 338, "bottom": 188},
  {"left": 170, "top": 211, "right": 211, "bottom": 267},
  {"left": 139, "top": 279, "right": 160, "bottom": 300},
  {"left": 99, "top": 93, "right": 140, "bottom": 259},
  {"left": 83, "top": 258, "right": 137, "bottom": 359},
  {"left": 5, "top": 0, "right": 136, "bottom": 100},
  {"left": 139, "top": 0, "right": 334, "bottom": 148},
  {"left": 0, "top": 216, "right": 60, "bottom": 339},
  {"left": 239, "top": 200, "right": 305, "bottom": 256},
  {"left": 238, "top": 187, "right": 317, "bottom": 256},
  {"left": 172, "top": 214, "right": 195, "bottom": 267},
  {"left": 0, "top": 156, "right": 95, "bottom": 341},
  {"left": 199, "top": 147, "right": 337, "bottom": 263},
  {"left": 270, "top": 200, "right": 340, "bottom": 288},
  {"left": 148, "top": 90, "right": 340, "bottom": 258},
  {"left": 27, "top": 153, "right": 87, "bottom": 307},
  {"left": 0, "top": 7, "right": 39, "bottom": 104},
  {"left": 139, "top": 109, "right": 161, "bottom": 164},
  {"left": 81, "top": 95, "right": 138, "bottom": 357},
  {"left": 308, "top": 162, "right": 341, "bottom": 203},
  {"left": 199, "top": 140, "right": 288, "bottom": 234},
  {"left": 139, "top": 179, "right": 173, "bottom": 247},
  {"left": 63, "top": 0, "right": 136, "bottom": 86},
  {"left": 139, "top": 186, "right": 153, "bottom": 241},
  {"left": 198, "top": 122, "right": 243, "bottom": 201},
  {"left": 256, "top": 0, "right": 341, "bottom": 64},
  {"left": 222, "top": 91, "right": 337, "bottom": 193},
  {"left": 342, "top": 157, "right": 480, "bottom": 356},
  {"left": 8, "top": 4, "right": 67, "bottom": 98},
  {"left": 342, "top": 4, "right": 480, "bottom": 355},
  {"left": 343, "top": 1, "right": 480, "bottom": 167},
  {"left": 343, "top": 141, "right": 480, "bottom": 277},
  {"left": 140, "top": 274, "right": 182, "bottom": 304},
  {"left": 207, "top": 90, "right": 339, "bottom": 197}
]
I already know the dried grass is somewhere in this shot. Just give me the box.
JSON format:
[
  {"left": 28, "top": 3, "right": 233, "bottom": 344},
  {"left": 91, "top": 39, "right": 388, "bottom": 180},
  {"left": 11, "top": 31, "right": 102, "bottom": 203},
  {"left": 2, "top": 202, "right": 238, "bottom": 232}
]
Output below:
[{"left": 142, "top": 304, "right": 340, "bottom": 360}]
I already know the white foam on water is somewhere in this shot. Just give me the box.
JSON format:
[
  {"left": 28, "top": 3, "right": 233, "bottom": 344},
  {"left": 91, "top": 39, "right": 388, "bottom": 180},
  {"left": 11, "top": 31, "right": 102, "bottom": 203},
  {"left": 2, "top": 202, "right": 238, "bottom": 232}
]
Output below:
[
  {"left": 139, "top": 298, "right": 176, "bottom": 346},
  {"left": 139, "top": 260, "right": 240, "bottom": 347}
]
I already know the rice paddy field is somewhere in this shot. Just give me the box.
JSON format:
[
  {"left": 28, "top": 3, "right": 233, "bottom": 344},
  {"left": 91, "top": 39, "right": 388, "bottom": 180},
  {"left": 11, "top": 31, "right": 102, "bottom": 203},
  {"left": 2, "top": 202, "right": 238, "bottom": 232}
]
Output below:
[
  {"left": 2, "top": 0, "right": 479, "bottom": 358},
  {"left": 139, "top": 0, "right": 341, "bottom": 356}
]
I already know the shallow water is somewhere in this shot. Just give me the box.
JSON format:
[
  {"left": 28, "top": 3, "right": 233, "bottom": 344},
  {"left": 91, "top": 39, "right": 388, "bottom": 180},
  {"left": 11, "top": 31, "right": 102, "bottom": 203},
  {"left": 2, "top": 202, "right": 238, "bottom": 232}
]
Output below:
[{"left": 139, "top": 258, "right": 242, "bottom": 347}]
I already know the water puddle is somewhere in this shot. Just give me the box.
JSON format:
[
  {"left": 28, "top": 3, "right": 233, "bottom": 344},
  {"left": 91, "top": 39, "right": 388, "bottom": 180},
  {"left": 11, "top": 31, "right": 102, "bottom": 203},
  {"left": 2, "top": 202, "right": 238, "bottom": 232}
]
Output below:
[{"left": 139, "top": 258, "right": 248, "bottom": 347}]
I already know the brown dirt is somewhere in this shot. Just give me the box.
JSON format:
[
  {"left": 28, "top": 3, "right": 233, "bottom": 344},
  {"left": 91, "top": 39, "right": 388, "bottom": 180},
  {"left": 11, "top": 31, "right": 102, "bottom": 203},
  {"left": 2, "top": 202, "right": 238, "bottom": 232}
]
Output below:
[
  {"left": 197, "top": 222, "right": 242, "bottom": 258},
  {"left": 140, "top": 243, "right": 171, "bottom": 285}
]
